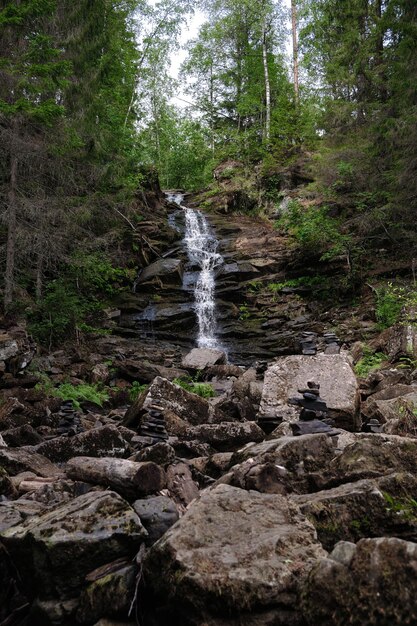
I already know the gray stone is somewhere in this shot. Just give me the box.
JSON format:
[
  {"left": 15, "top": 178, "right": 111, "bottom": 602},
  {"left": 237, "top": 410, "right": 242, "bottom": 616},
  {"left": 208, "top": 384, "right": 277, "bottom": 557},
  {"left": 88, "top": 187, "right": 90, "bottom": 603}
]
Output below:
[
  {"left": 35, "top": 425, "right": 130, "bottom": 463},
  {"left": 144, "top": 484, "right": 325, "bottom": 625},
  {"left": 259, "top": 353, "right": 360, "bottom": 431},
  {"left": 188, "top": 421, "right": 265, "bottom": 451},
  {"left": 0, "top": 499, "right": 46, "bottom": 532},
  {"left": 136, "top": 258, "right": 183, "bottom": 286},
  {"left": 133, "top": 495, "right": 179, "bottom": 543},
  {"left": 182, "top": 347, "right": 227, "bottom": 370},
  {"left": 0, "top": 447, "right": 63, "bottom": 477}
]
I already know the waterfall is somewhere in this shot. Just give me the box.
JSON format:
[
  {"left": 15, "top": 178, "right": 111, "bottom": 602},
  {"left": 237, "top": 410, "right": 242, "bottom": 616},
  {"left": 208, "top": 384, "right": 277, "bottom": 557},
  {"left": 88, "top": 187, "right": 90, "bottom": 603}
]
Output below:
[{"left": 167, "top": 193, "right": 224, "bottom": 350}]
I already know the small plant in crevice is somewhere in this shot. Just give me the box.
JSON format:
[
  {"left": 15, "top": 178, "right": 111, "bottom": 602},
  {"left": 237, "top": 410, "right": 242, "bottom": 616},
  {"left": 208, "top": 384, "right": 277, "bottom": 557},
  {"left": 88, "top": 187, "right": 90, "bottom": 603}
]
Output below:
[
  {"left": 129, "top": 381, "right": 148, "bottom": 402},
  {"left": 173, "top": 377, "right": 215, "bottom": 399},
  {"left": 354, "top": 347, "right": 387, "bottom": 377}
]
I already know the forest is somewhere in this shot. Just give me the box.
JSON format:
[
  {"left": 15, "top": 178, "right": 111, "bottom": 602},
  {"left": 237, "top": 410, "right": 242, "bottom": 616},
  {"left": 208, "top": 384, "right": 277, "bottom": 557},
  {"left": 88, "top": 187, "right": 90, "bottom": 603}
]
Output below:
[{"left": 1, "top": 0, "right": 416, "bottom": 335}]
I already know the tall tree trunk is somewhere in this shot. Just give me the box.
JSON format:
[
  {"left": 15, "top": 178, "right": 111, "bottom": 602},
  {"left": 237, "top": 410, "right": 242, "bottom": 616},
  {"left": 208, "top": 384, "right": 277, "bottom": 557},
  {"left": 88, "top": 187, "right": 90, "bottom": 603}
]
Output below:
[
  {"left": 262, "top": 22, "right": 271, "bottom": 143},
  {"left": 291, "top": 0, "right": 299, "bottom": 103},
  {"left": 4, "top": 138, "right": 18, "bottom": 311}
]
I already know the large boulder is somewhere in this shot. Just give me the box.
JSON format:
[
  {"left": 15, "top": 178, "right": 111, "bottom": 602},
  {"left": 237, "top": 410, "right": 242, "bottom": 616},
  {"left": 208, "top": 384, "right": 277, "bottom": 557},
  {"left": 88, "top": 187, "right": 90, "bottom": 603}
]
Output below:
[
  {"left": 301, "top": 537, "right": 417, "bottom": 625},
  {"left": 143, "top": 483, "right": 325, "bottom": 625},
  {"left": 123, "top": 376, "right": 226, "bottom": 428},
  {"left": 136, "top": 258, "right": 183, "bottom": 287},
  {"left": 259, "top": 353, "right": 360, "bottom": 431},
  {"left": 181, "top": 347, "right": 227, "bottom": 371},
  {"left": 0, "top": 491, "right": 146, "bottom": 602},
  {"left": 317, "top": 433, "right": 417, "bottom": 488},
  {"left": 293, "top": 472, "right": 417, "bottom": 550},
  {"left": 187, "top": 421, "right": 264, "bottom": 451},
  {"left": 0, "top": 447, "right": 63, "bottom": 478}
]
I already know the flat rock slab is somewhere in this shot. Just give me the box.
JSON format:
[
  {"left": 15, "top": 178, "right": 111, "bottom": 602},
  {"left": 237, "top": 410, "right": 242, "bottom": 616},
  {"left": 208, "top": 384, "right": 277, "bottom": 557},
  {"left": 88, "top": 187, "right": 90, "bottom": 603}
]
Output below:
[
  {"left": 0, "top": 447, "right": 63, "bottom": 478},
  {"left": 188, "top": 421, "right": 265, "bottom": 451},
  {"left": 301, "top": 537, "right": 417, "bottom": 625},
  {"left": 259, "top": 353, "right": 360, "bottom": 431},
  {"left": 181, "top": 347, "right": 227, "bottom": 370},
  {"left": 1, "top": 491, "right": 146, "bottom": 600},
  {"left": 136, "top": 258, "right": 183, "bottom": 286},
  {"left": 144, "top": 483, "right": 325, "bottom": 624}
]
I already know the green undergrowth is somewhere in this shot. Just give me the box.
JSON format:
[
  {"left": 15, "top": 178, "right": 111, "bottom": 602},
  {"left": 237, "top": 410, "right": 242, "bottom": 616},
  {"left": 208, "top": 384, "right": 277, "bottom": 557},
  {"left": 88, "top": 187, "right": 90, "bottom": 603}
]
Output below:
[
  {"left": 173, "top": 377, "right": 215, "bottom": 399},
  {"left": 35, "top": 375, "right": 109, "bottom": 409},
  {"left": 354, "top": 347, "right": 387, "bottom": 377},
  {"left": 129, "top": 381, "right": 149, "bottom": 402},
  {"left": 383, "top": 492, "right": 417, "bottom": 521},
  {"left": 375, "top": 282, "right": 417, "bottom": 330}
]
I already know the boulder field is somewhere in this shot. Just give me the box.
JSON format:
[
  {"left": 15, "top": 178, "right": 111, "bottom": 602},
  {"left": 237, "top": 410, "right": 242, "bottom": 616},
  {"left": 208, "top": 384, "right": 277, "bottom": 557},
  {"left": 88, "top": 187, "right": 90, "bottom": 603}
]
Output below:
[{"left": 1, "top": 336, "right": 417, "bottom": 626}]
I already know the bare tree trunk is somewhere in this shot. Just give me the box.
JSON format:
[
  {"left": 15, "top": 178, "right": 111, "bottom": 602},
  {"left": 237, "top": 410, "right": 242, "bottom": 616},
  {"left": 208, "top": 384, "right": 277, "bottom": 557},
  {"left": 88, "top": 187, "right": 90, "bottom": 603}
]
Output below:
[
  {"left": 262, "top": 21, "right": 271, "bottom": 143},
  {"left": 4, "top": 141, "right": 18, "bottom": 311},
  {"left": 291, "top": 0, "right": 299, "bottom": 103}
]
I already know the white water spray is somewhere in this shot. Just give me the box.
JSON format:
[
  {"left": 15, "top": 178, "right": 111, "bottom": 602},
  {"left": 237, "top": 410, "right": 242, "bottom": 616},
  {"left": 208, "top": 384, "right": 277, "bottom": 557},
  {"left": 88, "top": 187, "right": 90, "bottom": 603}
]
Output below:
[{"left": 167, "top": 193, "right": 224, "bottom": 349}]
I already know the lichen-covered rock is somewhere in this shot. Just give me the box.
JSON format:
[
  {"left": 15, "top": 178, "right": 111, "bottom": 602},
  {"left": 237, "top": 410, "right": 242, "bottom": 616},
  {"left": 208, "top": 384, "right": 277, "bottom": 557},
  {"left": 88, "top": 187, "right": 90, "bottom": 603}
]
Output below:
[
  {"left": 76, "top": 560, "right": 137, "bottom": 624},
  {"left": 301, "top": 537, "right": 417, "bottom": 625},
  {"left": 318, "top": 433, "right": 417, "bottom": 488},
  {"left": 0, "top": 491, "right": 146, "bottom": 601},
  {"left": 259, "top": 353, "right": 360, "bottom": 431},
  {"left": 292, "top": 472, "right": 417, "bottom": 550},
  {"left": 143, "top": 484, "right": 325, "bottom": 625}
]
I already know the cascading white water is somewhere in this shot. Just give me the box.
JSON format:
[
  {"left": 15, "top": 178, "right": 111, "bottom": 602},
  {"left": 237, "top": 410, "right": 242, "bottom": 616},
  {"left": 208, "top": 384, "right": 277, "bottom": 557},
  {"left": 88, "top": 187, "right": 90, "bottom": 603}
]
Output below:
[{"left": 167, "top": 192, "right": 224, "bottom": 349}]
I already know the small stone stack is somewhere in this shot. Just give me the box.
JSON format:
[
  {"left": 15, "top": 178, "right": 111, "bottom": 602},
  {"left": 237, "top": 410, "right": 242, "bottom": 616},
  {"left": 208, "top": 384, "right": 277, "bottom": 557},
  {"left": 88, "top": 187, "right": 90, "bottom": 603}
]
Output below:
[
  {"left": 323, "top": 331, "right": 341, "bottom": 354},
  {"left": 289, "top": 381, "right": 340, "bottom": 436},
  {"left": 137, "top": 405, "right": 169, "bottom": 445},
  {"left": 299, "top": 332, "right": 317, "bottom": 355},
  {"left": 56, "top": 400, "right": 83, "bottom": 437}
]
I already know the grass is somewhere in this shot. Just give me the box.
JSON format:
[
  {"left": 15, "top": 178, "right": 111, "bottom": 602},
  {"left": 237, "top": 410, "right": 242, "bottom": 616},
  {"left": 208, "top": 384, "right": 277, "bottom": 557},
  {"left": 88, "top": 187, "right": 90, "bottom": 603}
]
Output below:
[
  {"left": 354, "top": 347, "right": 387, "bottom": 377},
  {"left": 173, "top": 377, "right": 215, "bottom": 399}
]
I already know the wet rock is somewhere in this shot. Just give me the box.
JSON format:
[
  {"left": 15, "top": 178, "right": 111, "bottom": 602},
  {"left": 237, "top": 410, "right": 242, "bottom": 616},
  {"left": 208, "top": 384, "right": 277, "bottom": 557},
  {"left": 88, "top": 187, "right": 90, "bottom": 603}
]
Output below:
[
  {"left": 188, "top": 421, "right": 264, "bottom": 452},
  {"left": 181, "top": 347, "right": 227, "bottom": 371},
  {"left": 143, "top": 484, "right": 325, "bottom": 625},
  {"left": 293, "top": 472, "right": 417, "bottom": 550},
  {"left": 0, "top": 447, "right": 63, "bottom": 478},
  {"left": 259, "top": 353, "right": 360, "bottom": 431},
  {"left": 76, "top": 560, "right": 137, "bottom": 624},
  {"left": 35, "top": 424, "right": 130, "bottom": 463},
  {"left": 123, "top": 376, "right": 226, "bottom": 428},
  {"left": 136, "top": 258, "right": 183, "bottom": 287},
  {"left": 0, "top": 491, "right": 146, "bottom": 601},
  {"left": 301, "top": 537, "right": 417, "bottom": 625},
  {"left": 133, "top": 495, "right": 179, "bottom": 544}
]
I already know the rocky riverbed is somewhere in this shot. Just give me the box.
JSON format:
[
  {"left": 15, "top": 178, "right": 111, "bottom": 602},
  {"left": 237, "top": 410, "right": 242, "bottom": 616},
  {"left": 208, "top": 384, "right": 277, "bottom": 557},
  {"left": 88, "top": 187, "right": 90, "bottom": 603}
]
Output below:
[{"left": 1, "top": 317, "right": 417, "bottom": 625}]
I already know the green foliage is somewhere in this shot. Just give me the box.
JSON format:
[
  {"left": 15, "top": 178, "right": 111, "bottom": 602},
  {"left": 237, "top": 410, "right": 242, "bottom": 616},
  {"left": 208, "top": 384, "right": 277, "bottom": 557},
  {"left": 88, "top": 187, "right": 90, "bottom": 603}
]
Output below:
[
  {"left": 173, "top": 377, "right": 215, "bottom": 398},
  {"left": 383, "top": 492, "right": 417, "bottom": 522},
  {"left": 375, "top": 284, "right": 408, "bottom": 329},
  {"left": 238, "top": 304, "right": 251, "bottom": 320},
  {"left": 276, "top": 200, "right": 352, "bottom": 262},
  {"left": 129, "top": 381, "right": 148, "bottom": 402},
  {"left": 354, "top": 347, "right": 387, "bottom": 377},
  {"left": 53, "top": 383, "right": 109, "bottom": 409}
]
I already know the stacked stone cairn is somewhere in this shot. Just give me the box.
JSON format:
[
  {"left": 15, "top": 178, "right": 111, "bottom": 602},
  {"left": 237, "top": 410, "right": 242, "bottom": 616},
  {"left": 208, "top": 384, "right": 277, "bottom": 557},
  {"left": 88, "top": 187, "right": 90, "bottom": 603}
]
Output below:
[
  {"left": 323, "top": 331, "right": 341, "bottom": 354},
  {"left": 288, "top": 381, "right": 340, "bottom": 436},
  {"left": 136, "top": 404, "right": 169, "bottom": 446},
  {"left": 55, "top": 400, "right": 83, "bottom": 437},
  {"left": 299, "top": 331, "right": 317, "bottom": 355}
]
